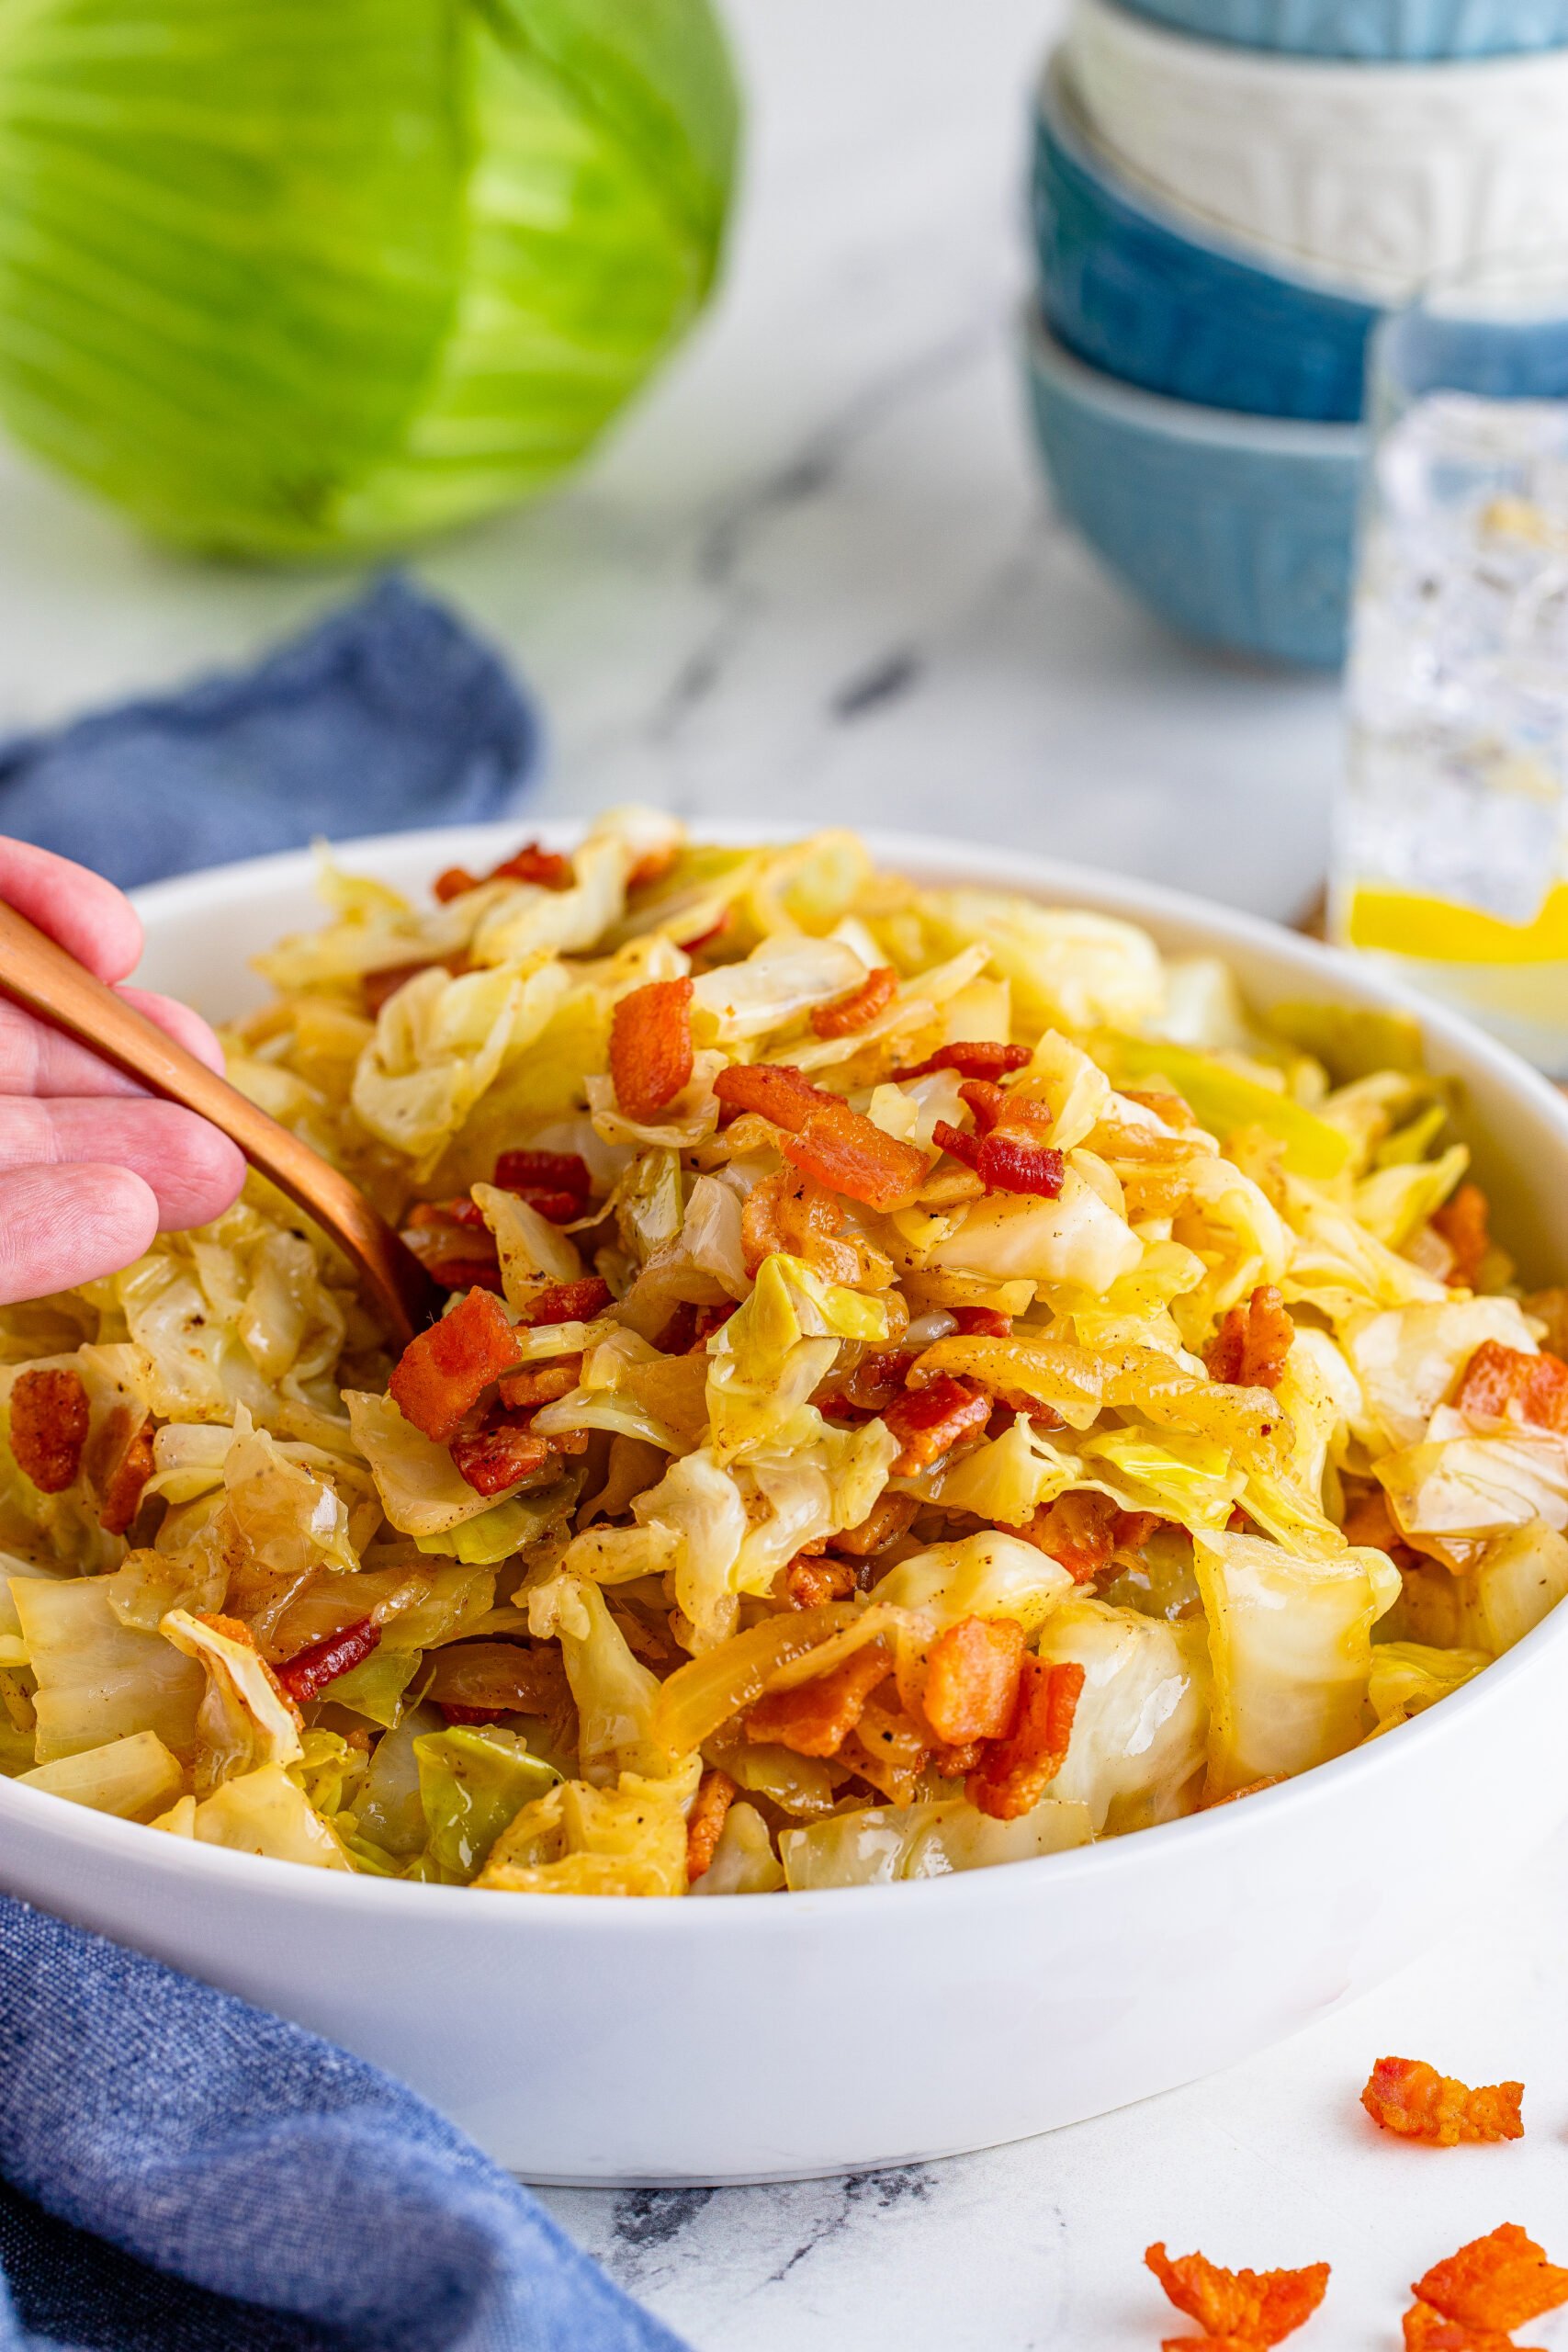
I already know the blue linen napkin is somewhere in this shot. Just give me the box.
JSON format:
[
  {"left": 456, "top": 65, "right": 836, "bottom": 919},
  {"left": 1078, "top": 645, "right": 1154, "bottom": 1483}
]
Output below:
[
  {"left": 0, "top": 1893, "right": 688, "bottom": 2352},
  {"left": 0, "top": 576, "right": 539, "bottom": 890}
]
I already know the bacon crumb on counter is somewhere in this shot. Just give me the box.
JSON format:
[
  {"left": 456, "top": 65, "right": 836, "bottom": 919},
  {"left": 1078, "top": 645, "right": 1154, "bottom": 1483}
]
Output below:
[
  {"left": 1145, "top": 2242, "right": 1329, "bottom": 2346},
  {"left": 685, "top": 1769, "right": 736, "bottom": 1883},
  {"left": 1410, "top": 2225, "right": 1568, "bottom": 2338},
  {"left": 1205, "top": 1283, "right": 1295, "bottom": 1390},
  {"left": 1361, "top": 2056, "right": 1524, "bottom": 2147},
  {"left": 609, "top": 978, "right": 695, "bottom": 1123},
  {"left": 388, "top": 1288, "right": 525, "bottom": 1444},
  {"left": 8, "top": 1366, "right": 89, "bottom": 1494}
]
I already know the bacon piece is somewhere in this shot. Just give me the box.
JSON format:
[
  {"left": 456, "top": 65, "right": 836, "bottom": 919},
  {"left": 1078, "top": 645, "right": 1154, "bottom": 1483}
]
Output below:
[
  {"left": 745, "top": 1642, "right": 892, "bottom": 1758},
  {"left": 883, "top": 1374, "right": 990, "bottom": 1475},
  {"left": 952, "top": 1306, "right": 1012, "bottom": 1338},
  {"left": 276, "top": 1617, "right": 381, "bottom": 1708},
  {"left": 610, "top": 978, "right": 694, "bottom": 1123},
  {"left": 1455, "top": 1340, "right": 1568, "bottom": 1437},
  {"left": 402, "top": 1197, "right": 506, "bottom": 1294},
  {"left": 1145, "top": 2242, "right": 1330, "bottom": 2346},
  {"left": 388, "top": 1288, "right": 525, "bottom": 1444},
  {"left": 1401, "top": 2299, "right": 1526, "bottom": 2350},
  {"left": 933, "top": 1081, "right": 1066, "bottom": 1197},
  {"left": 811, "top": 965, "right": 897, "bottom": 1038},
  {"left": 410, "top": 1251, "right": 506, "bottom": 1295},
  {"left": 685, "top": 1768, "right": 737, "bottom": 1883},
  {"left": 493, "top": 1148, "right": 592, "bottom": 1201},
  {"left": 922, "top": 1616, "right": 1026, "bottom": 1744},
  {"left": 87, "top": 1405, "right": 156, "bottom": 1537},
  {"left": 449, "top": 1416, "right": 555, "bottom": 1496},
  {"left": 967, "top": 1656, "right": 1084, "bottom": 1821},
  {"left": 434, "top": 842, "right": 572, "bottom": 901},
  {"left": 971, "top": 1132, "right": 1066, "bottom": 1200},
  {"left": 1413, "top": 2227, "right": 1568, "bottom": 2335},
  {"left": 776, "top": 1553, "right": 860, "bottom": 1609},
  {"left": 9, "top": 1367, "right": 89, "bottom": 1494},
  {"left": 1015, "top": 1489, "right": 1119, "bottom": 1584},
  {"left": 409, "top": 1195, "right": 490, "bottom": 1234},
  {"left": 496, "top": 1361, "right": 581, "bottom": 1411},
  {"left": 1433, "top": 1182, "right": 1491, "bottom": 1289},
  {"left": 1341, "top": 1487, "right": 1418, "bottom": 1571},
  {"left": 713, "top": 1063, "right": 927, "bottom": 1211},
  {"left": 1361, "top": 2056, "right": 1524, "bottom": 2146},
  {"left": 1205, "top": 1283, "right": 1295, "bottom": 1390},
  {"left": 898, "top": 1041, "right": 1031, "bottom": 1081},
  {"left": 522, "top": 1276, "right": 612, "bottom": 1328},
  {"left": 740, "top": 1169, "right": 868, "bottom": 1284},
  {"left": 820, "top": 1348, "right": 919, "bottom": 1420}
]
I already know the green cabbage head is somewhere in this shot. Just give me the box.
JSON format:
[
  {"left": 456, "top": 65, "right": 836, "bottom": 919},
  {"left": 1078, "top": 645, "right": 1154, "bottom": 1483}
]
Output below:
[{"left": 0, "top": 0, "right": 739, "bottom": 554}]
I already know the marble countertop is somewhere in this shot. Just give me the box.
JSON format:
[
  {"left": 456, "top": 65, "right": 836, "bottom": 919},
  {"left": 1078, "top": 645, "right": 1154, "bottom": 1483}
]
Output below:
[{"left": 0, "top": 2, "right": 1551, "bottom": 2346}]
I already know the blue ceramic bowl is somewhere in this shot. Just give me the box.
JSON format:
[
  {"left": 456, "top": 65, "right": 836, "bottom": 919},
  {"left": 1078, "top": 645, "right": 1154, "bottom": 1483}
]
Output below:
[
  {"left": 1033, "top": 60, "right": 1378, "bottom": 422},
  {"left": 1022, "top": 314, "right": 1365, "bottom": 669},
  {"left": 1115, "top": 0, "right": 1568, "bottom": 55}
]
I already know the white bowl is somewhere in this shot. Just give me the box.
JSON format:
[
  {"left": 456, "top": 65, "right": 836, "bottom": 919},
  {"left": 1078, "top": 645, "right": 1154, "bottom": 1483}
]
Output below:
[
  {"left": 1066, "top": 0, "right": 1568, "bottom": 301},
  {"left": 2, "top": 823, "right": 1566, "bottom": 2187}
]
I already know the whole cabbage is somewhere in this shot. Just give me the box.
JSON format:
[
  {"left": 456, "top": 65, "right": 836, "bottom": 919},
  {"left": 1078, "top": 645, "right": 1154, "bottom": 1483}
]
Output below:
[{"left": 0, "top": 0, "right": 739, "bottom": 554}]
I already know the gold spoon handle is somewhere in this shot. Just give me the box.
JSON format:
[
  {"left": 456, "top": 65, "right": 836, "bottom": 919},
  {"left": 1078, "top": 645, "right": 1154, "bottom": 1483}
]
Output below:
[{"left": 0, "top": 899, "right": 437, "bottom": 1349}]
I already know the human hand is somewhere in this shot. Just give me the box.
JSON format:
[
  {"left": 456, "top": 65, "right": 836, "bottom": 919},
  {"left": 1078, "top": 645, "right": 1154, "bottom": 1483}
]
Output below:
[{"left": 0, "top": 840, "right": 244, "bottom": 1304}]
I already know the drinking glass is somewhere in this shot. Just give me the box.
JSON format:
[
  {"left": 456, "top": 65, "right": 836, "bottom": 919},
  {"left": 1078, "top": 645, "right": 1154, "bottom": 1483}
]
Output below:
[{"left": 1336, "top": 252, "right": 1568, "bottom": 1076}]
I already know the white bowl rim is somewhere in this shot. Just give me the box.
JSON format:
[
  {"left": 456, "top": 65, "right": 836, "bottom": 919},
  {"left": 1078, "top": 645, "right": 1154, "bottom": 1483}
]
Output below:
[
  {"left": 1025, "top": 311, "right": 1367, "bottom": 455},
  {"left": 1071, "top": 0, "right": 1568, "bottom": 84},
  {"left": 6, "top": 817, "right": 1566, "bottom": 1932},
  {"left": 1035, "top": 54, "right": 1383, "bottom": 311}
]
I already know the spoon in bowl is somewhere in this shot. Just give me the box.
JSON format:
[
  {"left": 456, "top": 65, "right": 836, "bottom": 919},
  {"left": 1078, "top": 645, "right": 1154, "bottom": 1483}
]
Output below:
[{"left": 0, "top": 899, "right": 441, "bottom": 1348}]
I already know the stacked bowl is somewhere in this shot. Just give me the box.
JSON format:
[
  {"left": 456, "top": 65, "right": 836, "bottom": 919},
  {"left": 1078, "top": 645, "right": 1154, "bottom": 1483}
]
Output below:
[{"left": 1025, "top": 0, "right": 1568, "bottom": 665}]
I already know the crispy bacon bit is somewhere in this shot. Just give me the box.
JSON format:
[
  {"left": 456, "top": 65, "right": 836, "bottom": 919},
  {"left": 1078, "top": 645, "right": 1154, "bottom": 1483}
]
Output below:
[
  {"left": 1015, "top": 1488, "right": 1118, "bottom": 1584},
  {"left": 898, "top": 1041, "right": 1032, "bottom": 1081},
  {"left": 967, "top": 1655, "right": 1084, "bottom": 1821},
  {"left": 1414, "top": 2225, "right": 1568, "bottom": 2335},
  {"left": 523, "top": 1276, "right": 612, "bottom": 1328},
  {"left": 740, "top": 1169, "right": 869, "bottom": 1285},
  {"left": 685, "top": 1768, "right": 737, "bottom": 1883},
  {"left": 403, "top": 1197, "right": 505, "bottom": 1294},
  {"left": 776, "top": 1552, "right": 860, "bottom": 1609},
  {"left": 8, "top": 1367, "right": 89, "bottom": 1494},
  {"left": 952, "top": 1306, "right": 1012, "bottom": 1338},
  {"left": 276, "top": 1617, "right": 381, "bottom": 1708},
  {"left": 425, "top": 1640, "right": 568, "bottom": 1719},
  {"left": 745, "top": 1642, "right": 892, "bottom": 1758},
  {"left": 933, "top": 1080, "right": 1066, "bottom": 1198},
  {"left": 610, "top": 978, "right": 695, "bottom": 1123},
  {"left": 1205, "top": 1283, "right": 1295, "bottom": 1390},
  {"left": 811, "top": 965, "right": 897, "bottom": 1038},
  {"left": 496, "top": 1361, "right": 581, "bottom": 1411},
  {"left": 1341, "top": 1486, "right": 1418, "bottom": 1570},
  {"left": 1361, "top": 2056, "right": 1524, "bottom": 2146},
  {"left": 389, "top": 1288, "right": 525, "bottom": 1444},
  {"left": 922, "top": 1616, "right": 1026, "bottom": 1745},
  {"left": 971, "top": 1131, "right": 1066, "bottom": 1200},
  {"left": 1434, "top": 1182, "right": 1492, "bottom": 1290},
  {"left": 87, "top": 1405, "right": 155, "bottom": 1537},
  {"left": 827, "top": 1489, "right": 920, "bottom": 1557},
  {"left": 821, "top": 1348, "right": 919, "bottom": 1420},
  {"left": 1145, "top": 2243, "right": 1330, "bottom": 2347},
  {"left": 449, "top": 1415, "right": 555, "bottom": 1496},
  {"left": 713, "top": 1063, "right": 927, "bottom": 1211},
  {"left": 883, "top": 1374, "right": 990, "bottom": 1475},
  {"left": 1455, "top": 1340, "right": 1568, "bottom": 1436},
  {"left": 434, "top": 842, "right": 573, "bottom": 901},
  {"left": 409, "top": 1196, "right": 491, "bottom": 1234},
  {"left": 493, "top": 1148, "right": 593, "bottom": 1202},
  {"left": 1401, "top": 2299, "right": 1522, "bottom": 2350}
]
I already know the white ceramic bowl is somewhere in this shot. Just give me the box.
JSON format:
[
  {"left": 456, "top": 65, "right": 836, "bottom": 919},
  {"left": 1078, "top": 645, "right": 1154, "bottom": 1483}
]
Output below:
[
  {"left": 1066, "top": 0, "right": 1568, "bottom": 301},
  {"left": 2, "top": 823, "right": 1567, "bottom": 2187}
]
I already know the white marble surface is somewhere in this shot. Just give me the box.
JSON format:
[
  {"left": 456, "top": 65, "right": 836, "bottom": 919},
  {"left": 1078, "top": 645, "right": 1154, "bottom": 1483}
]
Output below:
[
  {"left": 1, "top": 4, "right": 1550, "bottom": 2347},
  {"left": 0, "top": 0, "right": 1340, "bottom": 928}
]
